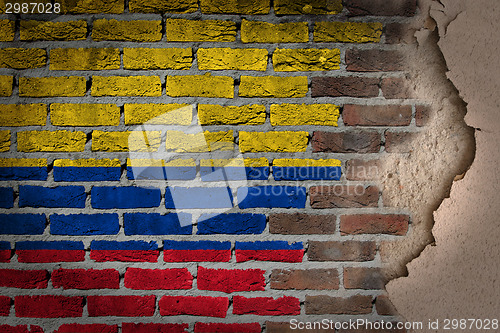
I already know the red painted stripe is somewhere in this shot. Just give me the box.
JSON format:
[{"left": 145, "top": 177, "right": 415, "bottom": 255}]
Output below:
[
  {"left": 17, "top": 250, "right": 84, "bottom": 263},
  {"left": 90, "top": 250, "right": 158, "bottom": 263},
  {"left": 0, "top": 250, "right": 10, "bottom": 263},
  {"left": 163, "top": 250, "right": 231, "bottom": 262},
  {"left": 235, "top": 249, "right": 304, "bottom": 263}
]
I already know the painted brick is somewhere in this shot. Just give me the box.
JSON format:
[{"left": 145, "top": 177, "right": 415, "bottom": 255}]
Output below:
[
  {"left": 197, "top": 266, "right": 265, "bottom": 293},
  {"left": 20, "top": 20, "right": 87, "bottom": 41},
  {"left": 163, "top": 240, "right": 231, "bottom": 262},
  {"left": 233, "top": 296, "right": 300, "bottom": 316},
  {"left": 0, "top": 130, "right": 9, "bottom": 151},
  {"left": 19, "top": 76, "right": 86, "bottom": 97},
  {"left": 127, "top": 158, "right": 196, "bottom": 180},
  {"left": 241, "top": 20, "right": 308, "bottom": 43},
  {"left": 0, "top": 75, "right": 13, "bottom": 96},
  {"left": 346, "top": 159, "right": 381, "bottom": 181},
  {"left": 200, "top": 158, "right": 269, "bottom": 181},
  {"left": 274, "top": 0, "right": 342, "bottom": 14},
  {"left": 235, "top": 241, "right": 304, "bottom": 263},
  {"left": 0, "top": 214, "right": 45, "bottom": 234},
  {"left": 239, "top": 131, "right": 308, "bottom": 152},
  {"left": 165, "top": 187, "right": 233, "bottom": 209},
  {"left": 270, "top": 269, "right": 339, "bottom": 290},
  {"left": 55, "top": 324, "right": 118, "bottom": 333},
  {"left": 381, "top": 77, "right": 415, "bottom": 99},
  {"left": 50, "top": 48, "right": 120, "bottom": 70},
  {"left": 122, "top": 323, "right": 188, "bottom": 333},
  {"left": 92, "top": 130, "right": 161, "bottom": 152},
  {"left": 92, "top": 75, "right": 161, "bottom": 97},
  {"left": 50, "top": 214, "right": 119, "bottom": 235},
  {"left": 124, "top": 103, "right": 192, "bottom": 125},
  {"left": 273, "top": 158, "right": 341, "bottom": 181},
  {"left": 159, "top": 296, "right": 228, "bottom": 317},
  {"left": 124, "top": 213, "right": 192, "bottom": 235},
  {"left": 239, "top": 76, "right": 308, "bottom": 98},
  {"left": 375, "top": 295, "right": 399, "bottom": 316},
  {"left": 270, "top": 103, "right": 339, "bottom": 126},
  {"left": 16, "top": 241, "right": 85, "bottom": 263},
  {"left": 197, "top": 213, "right": 266, "bottom": 235},
  {"left": 311, "top": 77, "right": 380, "bottom": 97},
  {"left": 15, "top": 295, "right": 84, "bottom": 318},
  {"left": 91, "top": 187, "right": 161, "bottom": 209},
  {"left": 198, "top": 48, "right": 268, "bottom": 71},
  {"left": 51, "top": 104, "right": 120, "bottom": 126},
  {"left": 166, "top": 130, "right": 234, "bottom": 152},
  {"left": 273, "top": 48, "right": 340, "bottom": 71},
  {"left": 60, "top": 0, "right": 124, "bottom": 13},
  {"left": 124, "top": 48, "right": 192, "bottom": 70},
  {"left": 344, "top": 0, "right": 417, "bottom": 16},
  {"left": 52, "top": 269, "right": 120, "bottom": 290},
  {"left": 87, "top": 296, "right": 155, "bottom": 317},
  {"left": 0, "top": 269, "right": 48, "bottom": 289},
  {"left": 308, "top": 241, "right": 376, "bottom": 261},
  {"left": 19, "top": 186, "right": 85, "bottom": 208},
  {"left": 340, "top": 214, "right": 410, "bottom": 235},
  {"left": 0, "top": 20, "right": 14, "bottom": 41},
  {"left": 0, "top": 325, "right": 43, "bottom": 333},
  {"left": 17, "top": 130, "right": 86, "bottom": 152},
  {"left": 198, "top": 104, "right": 266, "bottom": 125},
  {"left": 129, "top": 0, "right": 197, "bottom": 13},
  {"left": 385, "top": 131, "right": 418, "bottom": 153},
  {"left": 90, "top": 240, "right": 159, "bottom": 263},
  {"left": 416, "top": 105, "right": 431, "bottom": 126},
  {"left": 0, "top": 187, "right": 13, "bottom": 208},
  {"left": 310, "top": 185, "right": 379, "bottom": 208},
  {"left": 0, "top": 242, "right": 10, "bottom": 262},
  {"left": 269, "top": 213, "right": 336, "bottom": 234},
  {"left": 124, "top": 268, "right": 193, "bottom": 290},
  {"left": 201, "top": 0, "right": 269, "bottom": 14},
  {"left": 166, "top": 74, "right": 234, "bottom": 98},
  {"left": 166, "top": 19, "right": 236, "bottom": 42},
  {"left": 305, "top": 295, "right": 373, "bottom": 315},
  {"left": 0, "top": 296, "right": 10, "bottom": 316},
  {"left": 314, "top": 22, "right": 383, "bottom": 42},
  {"left": 0, "top": 48, "right": 46, "bottom": 69},
  {"left": 53, "top": 158, "right": 121, "bottom": 182},
  {"left": 0, "top": 104, "right": 47, "bottom": 126},
  {"left": 238, "top": 186, "right": 307, "bottom": 208},
  {"left": 344, "top": 267, "right": 385, "bottom": 289},
  {"left": 92, "top": 19, "right": 161, "bottom": 42},
  {"left": 346, "top": 49, "right": 406, "bottom": 72},
  {"left": 194, "top": 323, "right": 261, "bottom": 333},
  {"left": 312, "top": 131, "right": 381, "bottom": 153}
]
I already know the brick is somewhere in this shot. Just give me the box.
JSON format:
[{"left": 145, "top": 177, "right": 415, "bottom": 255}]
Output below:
[
  {"left": 274, "top": 0, "right": 342, "bottom": 14},
  {"left": 0, "top": 269, "right": 48, "bottom": 289},
  {"left": 166, "top": 130, "right": 234, "bottom": 152},
  {"left": 273, "top": 48, "right": 340, "bottom": 71},
  {"left": 0, "top": 131, "right": 9, "bottom": 151},
  {"left": 314, "top": 22, "right": 382, "bottom": 42},
  {"left": 235, "top": 241, "right": 303, "bottom": 263},
  {"left": 266, "top": 322, "right": 332, "bottom": 333},
  {"left": 19, "top": 186, "right": 85, "bottom": 208},
  {"left": 339, "top": 326, "right": 406, "bottom": 333},
  {"left": 91, "top": 186, "right": 161, "bottom": 209},
  {"left": 270, "top": 103, "right": 339, "bottom": 126},
  {"left": 50, "top": 214, "right": 119, "bottom": 235},
  {"left": 312, "top": 131, "right": 381, "bottom": 153},
  {"left": 269, "top": 213, "right": 336, "bottom": 234},
  {"left": 20, "top": 20, "right": 86, "bottom": 41},
  {"left": 55, "top": 324, "right": 118, "bottom": 333},
  {"left": 60, "top": 0, "right": 124, "bottom": 13},
  {"left": 53, "top": 158, "right": 121, "bottom": 182},
  {"left": 88, "top": 295, "right": 155, "bottom": 317},
  {"left": 0, "top": 296, "right": 10, "bottom": 316},
  {"left": 311, "top": 77, "right": 380, "bottom": 97},
  {"left": 239, "top": 131, "right": 308, "bottom": 152},
  {"left": 198, "top": 48, "right": 267, "bottom": 71},
  {"left": 52, "top": 269, "right": 119, "bottom": 290},
  {"left": 274, "top": 158, "right": 341, "bottom": 180},
  {"left": 344, "top": 0, "right": 417, "bottom": 16},
  {"left": 163, "top": 240, "right": 231, "bottom": 262},
  {"left": 376, "top": 295, "right": 399, "bottom": 315},
  {"left": 0, "top": 214, "right": 45, "bottom": 234},
  {"left": 124, "top": 213, "right": 192, "bottom": 235},
  {"left": 0, "top": 104, "right": 46, "bottom": 126},
  {"left": 194, "top": 323, "right": 261, "bottom": 333},
  {"left": 15, "top": 295, "right": 84, "bottom": 318},
  {"left": 0, "top": 158, "right": 47, "bottom": 181},
  {"left": 233, "top": 296, "right": 300, "bottom": 315},
  {"left": 92, "top": 130, "right": 161, "bottom": 152},
  {"left": 16, "top": 241, "right": 84, "bottom": 263},
  {"left": 129, "top": 0, "right": 197, "bottom": 13},
  {"left": 308, "top": 241, "right": 376, "bottom": 261},
  {"left": 18, "top": 130, "right": 86, "bottom": 152},
  {"left": 239, "top": 76, "right": 308, "bottom": 98},
  {"left": 381, "top": 77, "right": 414, "bottom": 99},
  {"left": 0, "top": 48, "right": 46, "bottom": 69},
  {"left": 0, "top": 20, "right": 14, "bottom": 41},
  {"left": 346, "top": 159, "right": 381, "bottom": 181},
  {"left": 305, "top": 295, "right": 372, "bottom": 315},
  {"left": 197, "top": 213, "right": 266, "bottom": 235},
  {"left": 385, "top": 23, "right": 417, "bottom": 44},
  {"left": 201, "top": 158, "right": 269, "bottom": 181},
  {"left": 124, "top": 268, "right": 192, "bottom": 290},
  {"left": 167, "top": 74, "right": 233, "bottom": 98},
  {"left": 50, "top": 48, "right": 120, "bottom": 70},
  {"left": 90, "top": 240, "right": 159, "bottom": 263},
  {"left": 0, "top": 325, "right": 43, "bottom": 333},
  {"left": 92, "top": 76, "right": 161, "bottom": 97},
  {"left": 241, "top": 20, "right": 308, "bottom": 43},
  {"left": 343, "top": 105, "right": 412, "bottom": 126},
  {"left": 344, "top": 267, "right": 385, "bottom": 289},
  {"left": 385, "top": 131, "right": 418, "bottom": 153},
  {"left": 416, "top": 105, "right": 431, "bottom": 126},
  {"left": 19, "top": 76, "right": 86, "bottom": 97},
  {"left": 310, "top": 185, "right": 379, "bottom": 208},
  {"left": 346, "top": 49, "right": 406, "bottom": 72},
  {"left": 198, "top": 266, "right": 265, "bottom": 293},
  {"left": 122, "top": 323, "right": 188, "bottom": 333},
  {"left": 0, "top": 242, "right": 10, "bottom": 263},
  {"left": 160, "top": 296, "right": 228, "bottom": 317},
  {"left": 165, "top": 187, "right": 233, "bottom": 209},
  {"left": 51, "top": 104, "right": 120, "bottom": 126},
  {"left": 238, "top": 186, "right": 306, "bottom": 208},
  {"left": 270, "top": 269, "right": 339, "bottom": 290},
  {"left": 0, "top": 188, "right": 13, "bottom": 208},
  {"left": 198, "top": 104, "right": 265, "bottom": 125},
  {"left": 124, "top": 48, "right": 192, "bottom": 70},
  {"left": 127, "top": 158, "right": 196, "bottom": 181},
  {"left": 201, "top": 0, "right": 269, "bottom": 14},
  {"left": 125, "top": 103, "right": 192, "bottom": 125},
  {"left": 340, "top": 214, "right": 410, "bottom": 235},
  {"left": 166, "top": 19, "right": 236, "bottom": 42},
  {"left": 0, "top": 75, "right": 13, "bottom": 96},
  {"left": 92, "top": 19, "right": 161, "bottom": 42}
]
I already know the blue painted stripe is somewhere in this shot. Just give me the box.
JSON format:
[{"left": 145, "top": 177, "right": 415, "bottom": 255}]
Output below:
[
  {"left": 197, "top": 213, "right": 266, "bottom": 235},
  {"left": 90, "top": 240, "right": 158, "bottom": 251},
  {"left": 127, "top": 166, "right": 196, "bottom": 180},
  {"left": 200, "top": 166, "right": 269, "bottom": 181},
  {"left": 0, "top": 167, "right": 47, "bottom": 181},
  {"left": 0, "top": 187, "right": 13, "bottom": 208},
  {"left": 16, "top": 241, "right": 84, "bottom": 250},
  {"left": 50, "top": 214, "right": 119, "bottom": 235},
  {"left": 54, "top": 166, "right": 121, "bottom": 182},
  {"left": 91, "top": 187, "right": 161, "bottom": 209},
  {"left": 163, "top": 240, "right": 231, "bottom": 250},
  {"left": 237, "top": 186, "right": 307, "bottom": 209},
  {"left": 0, "top": 214, "right": 46, "bottom": 235},
  {"left": 124, "top": 213, "right": 192, "bottom": 235},
  {"left": 235, "top": 241, "right": 303, "bottom": 250},
  {"left": 273, "top": 166, "right": 342, "bottom": 180},
  {"left": 0, "top": 241, "right": 10, "bottom": 250},
  {"left": 19, "top": 186, "right": 86, "bottom": 208},
  {"left": 165, "top": 187, "right": 233, "bottom": 209}
]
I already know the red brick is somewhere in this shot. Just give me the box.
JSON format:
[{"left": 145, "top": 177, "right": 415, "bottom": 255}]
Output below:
[
  {"left": 159, "top": 296, "right": 228, "bottom": 318},
  {"left": 344, "top": 267, "right": 385, "bottom": 289},
  {"left": 376, "top": 295, "right": 399, "bottom": 316},
  {"left": 194, "top": 323, "right": 261, "bottom": 333},
  {"left": 122, "top": 323, "right": 189, "bottom": 333},
  {"left": 55, "top": 324, "right": 118, "bottom": 333},
  {"left": 345, "top": 0, "right": 417, "bottom": 16},
  {"left": 385, "top": 23, "right": 417, "bottom": 44},
  {"left": 385, "top": 131, "right": 418, "bottom": 153},
  {"left": 270, "top": 269, "right": 339, "bottom": 290},
  {"left": 0, "top": 296, "right": 10, "bottom": 316},
  {"left": 343, "top": 105, "right": 412, "bottom": 126},
  {"left": 269, "top": 213, "right": 336, "bottom": 234},
  {"left": 124, "top": 267, "right": 192, "bottom": 290},
  {"left": 310, "top": 185, "right": 379, "bottom": 208},
  {"left": 311, "top": 77, "right": 379, "bottom": 98},
  {"left": 416, "top": 105, "right": 431, "bottom": 127},
  {"left": 340, "top": 214, "right": 409, "bottom": 235},
  {"left": 233, "top": 296, "right": 300, "bottom": 316},
  {"left": 15, "top": 295, "right": 84, "bottom": 318},
  {"left": 52, "top": 269, "right": 119, "bottom": 290},
  {"left": 0, "top": 269, "right": 48, "bottom": 289},
  {"left": 87, "top": 295, "right": 155, "bottom": 317},
  {"left": 0, "top": 325, "right": 43, "bottom": 333},
  {"left": 305, "top": 295, "right": 372, "bottom": 315},
  {"left": 308, "top": 241, "right": 376, "bottom": 261},
  {"left": 346, "top": 159, "right": 381, "bottom": 181},
  {"left": 381, "top": 77, "right": 414, "bottom": 99},
  {"left": 346, "top": 49, "right": 406, "bottom": 72},
  {"left": 197, "top": 266, "right": 265, "bottom": 293},
  {"left": 312, "top": 131, "right": 381, "bottom": 153}
]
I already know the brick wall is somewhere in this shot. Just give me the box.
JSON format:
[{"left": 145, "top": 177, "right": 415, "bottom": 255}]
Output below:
[{"left": 0, "top": 0, "right": 423, "bottom": 331}]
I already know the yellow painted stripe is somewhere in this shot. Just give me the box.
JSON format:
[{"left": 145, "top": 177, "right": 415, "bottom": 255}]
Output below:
[
  {"left": 0, "top": 158, "right": 47, "bottom": 167},
  {"left": 127, "top": 158, "right": 196, "bottom": 167},
  {"left": 200, "top": 157, "right": 268, "bottom": 168},
  {"left": 273, "top": 158, "right": 341, "bottom": 167},
  {"left": 54, "top": 158, "right": 121, "bottom": 168}
]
